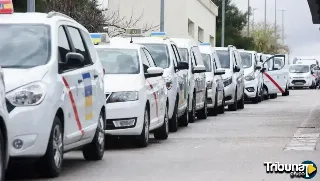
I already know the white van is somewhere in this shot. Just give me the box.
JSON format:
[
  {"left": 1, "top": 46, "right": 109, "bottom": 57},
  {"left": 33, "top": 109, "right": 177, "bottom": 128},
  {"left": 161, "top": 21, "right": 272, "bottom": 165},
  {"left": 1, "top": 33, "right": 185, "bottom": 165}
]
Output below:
[
  {"left": 171, "top": 38, "right": 208, "bottom": 122},
  {"left": 289, "top": 63, "right": 317, "bottom": 89},
  {"left": 2, "top": 11, "right": 106, "bottom": 177}
]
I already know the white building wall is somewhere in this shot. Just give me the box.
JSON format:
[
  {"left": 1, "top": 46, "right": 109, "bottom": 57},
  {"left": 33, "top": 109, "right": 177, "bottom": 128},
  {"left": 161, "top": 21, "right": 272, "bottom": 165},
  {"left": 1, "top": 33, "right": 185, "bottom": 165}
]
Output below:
[{"left": 106, "top": 0, "right": 218, "bottom": 46}]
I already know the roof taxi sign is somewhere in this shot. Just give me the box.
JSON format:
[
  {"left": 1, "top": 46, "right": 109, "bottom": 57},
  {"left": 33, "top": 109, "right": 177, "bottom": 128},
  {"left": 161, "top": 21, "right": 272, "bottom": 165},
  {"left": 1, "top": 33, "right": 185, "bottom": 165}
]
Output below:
[
  {"left": 0, "top": 0, "right": 14, "bottom": 14},
  {"left": 90, "top": 33, "right": 110, "bottom": 45},
  {"left": 125, "top": 28, "right": 143, "bottom": 37}
]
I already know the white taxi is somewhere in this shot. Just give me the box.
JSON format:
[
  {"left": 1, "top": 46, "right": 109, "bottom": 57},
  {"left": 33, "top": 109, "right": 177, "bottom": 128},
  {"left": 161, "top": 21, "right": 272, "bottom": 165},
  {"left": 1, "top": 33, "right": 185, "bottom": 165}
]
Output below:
[
  {"left": 117, "top": 31, "right": 190, "bottom": 131},
  {"left": 199, "top": 43, "right": 225, "bottom": 116},
  {"left": 1, "top": 9, "right": 106, "bottom": 177},
  {"left": 95, "top": 41, "right": 169, "bottom": 148},
  {"left": 289, "top": 63, "right": 317, "bottom": 89}
]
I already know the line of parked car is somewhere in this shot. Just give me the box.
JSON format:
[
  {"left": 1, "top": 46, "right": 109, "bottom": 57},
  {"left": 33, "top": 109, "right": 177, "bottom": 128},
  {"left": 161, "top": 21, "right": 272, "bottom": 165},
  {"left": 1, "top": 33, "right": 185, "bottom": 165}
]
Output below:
[{"left": 0, "top": 8, "right": 294, "bottom": 181}]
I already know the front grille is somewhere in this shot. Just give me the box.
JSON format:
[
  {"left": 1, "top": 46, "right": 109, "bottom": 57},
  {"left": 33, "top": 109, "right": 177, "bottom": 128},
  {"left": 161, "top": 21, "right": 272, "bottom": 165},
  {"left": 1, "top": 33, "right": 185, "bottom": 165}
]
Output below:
[
  {"left": 5, "top": 98, "right": 15, "bottom": 113},
  {"left": 292, "top": 80, "right": 306, "bottom": 84}
]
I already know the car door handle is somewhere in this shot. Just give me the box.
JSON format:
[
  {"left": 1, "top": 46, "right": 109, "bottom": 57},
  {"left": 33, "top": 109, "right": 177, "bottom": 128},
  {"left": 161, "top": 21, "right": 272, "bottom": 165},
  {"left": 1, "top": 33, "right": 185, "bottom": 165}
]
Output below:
[
  {"left": 78, "top": 79, "right": 83, "bottom": 84},
  {"left": 94, "top": 74, "right": 99, "bottom": 79}
]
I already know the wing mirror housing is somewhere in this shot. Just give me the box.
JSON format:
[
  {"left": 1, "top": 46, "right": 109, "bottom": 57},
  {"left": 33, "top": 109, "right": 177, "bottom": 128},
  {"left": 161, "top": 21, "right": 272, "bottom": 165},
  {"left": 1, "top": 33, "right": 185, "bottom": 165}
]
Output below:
[
  {"left": 214, "top": 69, "right": 225, "bottom": 75},
  {"left": 145, "top": 67, "right": 164, "bottom": 78},
  {"left": 233, "top": 65, "right": 241, "bottom": 72},
  {"left": 61, "top": 52, "right": 84, "bottom": 68},
  {"left": 256, "top": 62, "right": 262, "bottom": 70},
  {"left": 176, "top": 61, "right": 189, "bottom": 70},
  {"left": 260, "top": 67, "right": 266, "bottom": 73},
  {"left": 192, "top": 65, "right": 206, "bottom": 73}
]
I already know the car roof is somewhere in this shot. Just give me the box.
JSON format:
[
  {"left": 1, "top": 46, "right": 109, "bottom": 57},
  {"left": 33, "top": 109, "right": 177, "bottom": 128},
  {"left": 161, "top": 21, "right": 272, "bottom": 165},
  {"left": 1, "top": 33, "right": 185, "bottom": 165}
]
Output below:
[
  {"left": 199, "top": 46, "right": 215, "bottom": 54},
  {"left": 238, "top": 50, "right": 256, "bottom": 54},
  {"left": 0, "top": 12, "right": 87, "bottom": 32},
  {"left": 215, "top": 47, "right": 229, "bottom": 51},
  {"left": 95, "top": 42, "right": 143, "bottom": 50},
  {"left": 120, "top": 36, "right": 174, "bottom": 45},
  {"left": 170, "top": 38, "right": 198, "bottom": 48}
]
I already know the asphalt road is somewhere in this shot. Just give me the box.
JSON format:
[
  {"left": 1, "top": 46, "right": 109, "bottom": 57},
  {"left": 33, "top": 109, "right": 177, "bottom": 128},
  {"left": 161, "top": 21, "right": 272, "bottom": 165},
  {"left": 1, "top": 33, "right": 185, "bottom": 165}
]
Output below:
[{"left": 6, "top": 90, "right": 320, "bottom": 181}]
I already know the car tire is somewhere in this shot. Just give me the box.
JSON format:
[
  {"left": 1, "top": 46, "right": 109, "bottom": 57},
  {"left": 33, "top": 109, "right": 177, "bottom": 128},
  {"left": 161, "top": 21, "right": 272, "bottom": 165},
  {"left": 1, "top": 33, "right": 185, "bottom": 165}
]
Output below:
[
  {"left": 169, "top": 98, "right": 179, "bottom": 132},
  {"left": 270, "top": 94, "right": 277, "bottom": 99},
  {"left": 0, "top": 129, "right": 5, "bottom": 181},
  {"left": 189, "top": 93, "right": 196, "bottom": 123},
  {"left": 238, "top": 91, "right": 245, "bottom": 109},
  {"left": 263, "top": 86, "right": 269, "bottom": 100},
  {"left": 82, "top": 111, "right": 105, "bottom": 161},
  {"left": 135, "top": 108, "right": 149, "bottom": 148},
  {"left": 217, "top": 92, "right": 225, "bottom": 114},
  {"left": 228, "top": 89, "right": 237, "bottom": 111},
  {"left": 282, "top": 86, "right": 290, "bottom": 96},
  {"left": 196, "top": 91, "right": 208, "bottom": 119},
  {"left": 154, "top": 103, "right": 169, "bottom": 140},
  {"left": 208, "top": 91, "right": 218, "bottom": 116},
  {"left": 252, "top": 89, "right": 259, "bottom": 104},
  {"left": 36, "top": 116, "right": 63, "bottom": 178},
  {"left": 179, "top": 96, "right": 189, "bottom": 127},
  {"left": 258, "top": 86, "right": 262, "bottom": 102}
]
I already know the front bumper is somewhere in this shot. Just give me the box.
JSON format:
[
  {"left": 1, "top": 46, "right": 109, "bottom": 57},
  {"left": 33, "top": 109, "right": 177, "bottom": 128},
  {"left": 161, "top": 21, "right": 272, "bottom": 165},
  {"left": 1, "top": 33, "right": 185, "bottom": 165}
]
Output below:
[
  {"left": 105, "top": 100, "right": 144, "bottom": 136},
  {"left": 244, "top": 79, "right": 258, "bottom": 99},
  {"left": 7, "top": 98, "right": 56, "bottom": 157},
  {"left": 289, "top": 78, "right": 313, "bottom": 87}
]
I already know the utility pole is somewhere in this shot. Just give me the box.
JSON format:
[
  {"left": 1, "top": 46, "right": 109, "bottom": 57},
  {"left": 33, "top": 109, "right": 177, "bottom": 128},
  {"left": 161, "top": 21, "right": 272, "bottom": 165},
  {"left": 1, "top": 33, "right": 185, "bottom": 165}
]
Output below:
[
  {"left": 221, "top": 0, "right": 225, "bottom": 47},
  {"left": 247, "top": 0, "right": 250, "bottom": 36},
  {"left": 264, "top": 0, "right": 267, "bottom": 31},
  {"left": 278, "top": 9, "right": 286, "bottom": 45},
  {"left": 160, "top": 0, "right": 164, "bottom": 31},
  {"left": 27, "top": 0, "right": 35, "bottom": 12},
  {"left": 252, "top": 8, "right": 257, "bottom": 32}
]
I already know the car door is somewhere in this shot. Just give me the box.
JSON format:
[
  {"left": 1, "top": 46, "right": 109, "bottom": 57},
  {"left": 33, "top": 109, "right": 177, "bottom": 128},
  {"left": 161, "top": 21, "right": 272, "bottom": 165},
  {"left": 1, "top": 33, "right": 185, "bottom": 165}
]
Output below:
[
  {"left": 263, "top": 54, "right": 287, "bottom": 94},
  {"left": 191, "top": 47, "right": 206, "bottom": 108},
  {"left": 213, "top": 52, "right": 224, "bottom": 104},
  {"left": 232, "top": 51, "right": 241, "bottom": 98},
  {"left": 211, "top": 53, "right": 218, "bottom": 103},
  {"left": 235, "top": 50, "right": 245, "bottom": 94},
  {"left": 57, "top": 25, "right": 84, "bottom": 145},
  {"left": 171, "top": 44, "right": 188, "bottom": 113},
  {"left": 141, "top": 48, "right": 159, "bottom": 125}
]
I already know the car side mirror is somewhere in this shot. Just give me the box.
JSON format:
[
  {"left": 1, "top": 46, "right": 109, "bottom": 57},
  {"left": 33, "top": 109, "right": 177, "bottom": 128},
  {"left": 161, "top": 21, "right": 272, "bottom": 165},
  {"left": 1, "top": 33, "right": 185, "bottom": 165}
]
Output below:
[
  {"left": 233, "top": 65, "right": 241, "bottom": 72},
  {"left": 260, "top": 67, "right": 266, "bottom": 73},
  {"left": 64, "top": 52, "right": 84, "bottom": 68},
  {"left": 145, "top": 67, "right": 164, "bottom": 78},
  {"left": 192, "top": 65, "right": 206, "bottom": 73},
  {"left": 176, "top": 61, "right": 189, "bottom": 70},
  {"left": 256, "top": 62, "right": 262, "bottom": 70},
  {"left": 214, "top": 69, "right": 225, "bottom": 75}
]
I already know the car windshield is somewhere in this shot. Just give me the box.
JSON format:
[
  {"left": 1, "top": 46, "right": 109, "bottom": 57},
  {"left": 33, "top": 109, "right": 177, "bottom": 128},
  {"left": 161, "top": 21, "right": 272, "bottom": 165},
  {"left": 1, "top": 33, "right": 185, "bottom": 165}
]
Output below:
[
  {"left": 240, "top": 52, "right": 252, "bottom": 68},
  {"left": 216, "top": 50, "right": 230, "bottom": 68},
  {"left": 140, "top": 44, "right": 170, "bottom": 68},
  {"left": 0, "top": 24, "right": 51, "bottom": 68},
  {"left": 178, "top": 48, "right": 189, "bottom": 62},
  {"left": 201, "top": 53, "right": 212, "bottom": 72},
  {"left": 97, "top": 48, "right": 140, "bottom": 74},
  {"left": 289, "top": 65, "right": 309, "bottom": 73}
]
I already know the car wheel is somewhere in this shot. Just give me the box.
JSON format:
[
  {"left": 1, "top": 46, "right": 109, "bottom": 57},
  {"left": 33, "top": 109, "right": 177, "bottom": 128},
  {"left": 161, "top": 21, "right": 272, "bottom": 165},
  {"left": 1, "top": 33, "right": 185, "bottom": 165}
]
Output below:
[
  {"left": 36, "top": 116, "right": 63, "bottom": 178},
  {"left": 282, "top": 86, "right": 290, "bottom": 96},
  {"left": 154, "top": 103, "right": 169, "bottom": 140},
  {"left": 169, "top": 98, "right": 179, "bottom": 132},
  {"left": 83, "top": 111, "right": 105, "bottom": 160},
  {"left": 179, "top": 96, "right": 189, "bottom": 127},
  {"left": 189, "top": 93, "right": 196, "bottom": 123},
  {"left": 135, "top": 108, "right": 149, "bottom": 147},
  {"left": 228, "top": 89, "right": 238, "bottom": 111},
  {"left": 217, "top": 91, "right": 225, "bottom": 114},
  {"left": 258, "top": 86, "right": 262, "bottom": 102},
  {"left": 196, "top": 91, "right": 208, "bottom": 119},
  {"left": 270, "top": 94, "right": 277, "bottom": 99},
  {"left": 252, "top": 88, "right": 259, "bottom": 104},
  {"left": 238, "top": 90, "right": 245, "bottom": 109},
  {"left": 263, "top": 86, "right": 269, "bottom": 100},
  {"left": 208, "top": 91, "right": 218, "bottom": 116},
  {"left": 0, "top": 129, "right": 5, "bottom": 181}
]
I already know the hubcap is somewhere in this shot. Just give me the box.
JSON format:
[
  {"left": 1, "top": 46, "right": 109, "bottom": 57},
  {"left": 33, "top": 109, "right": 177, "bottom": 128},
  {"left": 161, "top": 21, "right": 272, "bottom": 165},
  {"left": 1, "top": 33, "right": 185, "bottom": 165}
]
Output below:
[
  {"left": 53, "top": 125, "right": 62, "bottom": 168},
  {"left": 98, "top": 115, "right": 105, "bottom": 151},
  {"left": 144, "top": 111, "right": 149, "bottom": 142}
]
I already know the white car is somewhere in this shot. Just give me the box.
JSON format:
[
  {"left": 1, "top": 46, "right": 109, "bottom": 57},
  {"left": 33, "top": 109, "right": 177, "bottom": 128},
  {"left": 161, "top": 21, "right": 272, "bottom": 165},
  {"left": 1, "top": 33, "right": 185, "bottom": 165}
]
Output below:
[
  {"left": 171, "top": 38, "right": 208, "bottom": 122},
  {"left": 1, "top": 11, "right": 106, "bottom": 177},
  {"left": 117, "top": 32, "right": 190, "bottom": 131},
  {"left": 239, "top": 50, "right": 264, "bottom": 103},
  {"left": 262, "top": 54, "right": 290, "bottom": 98},
  {"left": 199, "top": 43, "right": 226, "bottom": 116},
  {"left": 289, "top": 63, "right": 317, "bottom": 89},
  {"left": 216, "top": 46, "right": 245, "bottom": 111},
  {"left": 95, "top": 42, "right": 169, "bottom": 147}
]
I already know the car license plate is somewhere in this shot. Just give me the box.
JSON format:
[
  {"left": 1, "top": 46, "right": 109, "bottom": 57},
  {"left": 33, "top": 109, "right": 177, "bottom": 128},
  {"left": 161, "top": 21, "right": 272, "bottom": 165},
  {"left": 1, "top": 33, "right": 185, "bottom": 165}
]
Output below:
[{"left": 294, "top": 82, "right": 304, "bottom": 85}]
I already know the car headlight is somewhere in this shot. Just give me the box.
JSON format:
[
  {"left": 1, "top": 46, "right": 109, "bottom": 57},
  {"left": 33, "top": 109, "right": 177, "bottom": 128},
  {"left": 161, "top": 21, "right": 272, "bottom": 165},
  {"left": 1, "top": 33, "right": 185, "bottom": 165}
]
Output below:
[
  {"left": 245, "top": 72, "right": 255, "bottom": 81},
  {"left": 206, "top": 80, "right": 213, "bottom": 89},
  {"left": 223, "top": 77, "right": 232, "bottom": 87},
  {"left": 108, "top": 91, "right": 138, "bottom": 103},
  {"left": 164, "top": 77, "right": 173, "bottom": 90},
  {"left": 6, "top": 82, "right": 47, "bottom": 106}
]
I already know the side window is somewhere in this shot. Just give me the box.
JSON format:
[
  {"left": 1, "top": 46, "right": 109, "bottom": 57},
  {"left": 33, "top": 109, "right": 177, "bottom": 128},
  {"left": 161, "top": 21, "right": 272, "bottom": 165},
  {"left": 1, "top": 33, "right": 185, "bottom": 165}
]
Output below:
[
  {"left": 235, "top": 51, "right": 242, "bottom": 67},
  {"left": 141, "top": 48, "right": 151, "bottom": 73},
  {"left": 191, "top": 50, "right": 197, "bottom": 66},
  {"left": 142, "top": 48, "right": 156, "bottom": 67},
  {"left": 233, "top": 51, "right": 237, "bottom": 67},
  {"left": 67, "top": 26, "right": 90, "bottom": 65},
  {"left": 58, "top": 26, "right": 71, "bottom": 64},
  {"left": 192, "top": 47, "right": 204, "bottom": 65},
  {"left": 212, "top": 55, "right": 217, "bottom": 71},
  {"left": 170, "top": 45, "right": 178, "bottom": 67},
  {"left": 80, "top": 30, "right": 97, "bottom": 63}
]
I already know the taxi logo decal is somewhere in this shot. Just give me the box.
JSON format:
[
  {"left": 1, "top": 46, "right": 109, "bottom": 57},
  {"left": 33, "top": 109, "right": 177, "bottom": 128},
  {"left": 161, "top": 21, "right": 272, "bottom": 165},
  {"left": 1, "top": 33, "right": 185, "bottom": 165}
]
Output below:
[
  {"left": 264, "top": 72, "right": 285, "bottom": 93},
  {"left": 82, "top": 73, "right": 93, "bottom": 121},
  {"left": 62, "top": 77, "right": 84, "bottom": 135},
  {"left": 146, "top": 80, "right": 158, "bottom": 117}
]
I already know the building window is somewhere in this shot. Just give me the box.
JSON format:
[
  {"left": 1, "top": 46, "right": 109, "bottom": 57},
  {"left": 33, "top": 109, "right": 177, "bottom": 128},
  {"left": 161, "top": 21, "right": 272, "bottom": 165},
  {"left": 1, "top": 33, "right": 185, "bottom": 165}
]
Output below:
[
  {"left": 210, "top": 36, "right": 215, "bottom": 46},
  {"left": 188, "top": 19, "right": 194, "bottom": 37},
  {"left": 198, "top": 26, "right": 204, "bottom": 43}
]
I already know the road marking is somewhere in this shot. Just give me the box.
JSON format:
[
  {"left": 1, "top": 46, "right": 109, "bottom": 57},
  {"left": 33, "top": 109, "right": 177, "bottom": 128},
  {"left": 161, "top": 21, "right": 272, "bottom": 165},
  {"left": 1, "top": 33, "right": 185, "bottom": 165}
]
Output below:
[{"left": 264, "top": 72, "right": 285, "bottom": 93}]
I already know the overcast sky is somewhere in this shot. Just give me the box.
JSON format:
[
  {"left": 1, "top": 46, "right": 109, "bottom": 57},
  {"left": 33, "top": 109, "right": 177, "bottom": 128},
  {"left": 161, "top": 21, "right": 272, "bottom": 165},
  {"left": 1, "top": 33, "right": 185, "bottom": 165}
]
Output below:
[{"left": 232, "top": 0, "right": 320, "bottom": 59}]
